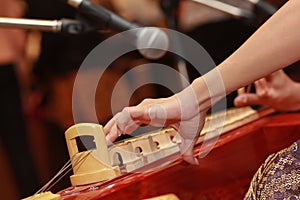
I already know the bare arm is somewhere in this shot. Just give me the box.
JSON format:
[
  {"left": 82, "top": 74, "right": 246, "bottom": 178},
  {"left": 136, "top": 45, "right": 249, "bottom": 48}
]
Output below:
[
  {"left": 105, "top": 0, "right": 300, "bottom": 163},
  {"left": 192, "top": 0, "right": 300, "bottom": 110}
]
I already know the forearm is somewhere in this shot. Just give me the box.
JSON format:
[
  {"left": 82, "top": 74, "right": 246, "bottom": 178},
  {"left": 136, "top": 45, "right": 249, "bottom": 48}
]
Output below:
[
  {"left": 192, "top": 0, "right": 300, "bottom": 110},
  {"left": 219, "top": 0, "right": 300, "bottom": 93}
]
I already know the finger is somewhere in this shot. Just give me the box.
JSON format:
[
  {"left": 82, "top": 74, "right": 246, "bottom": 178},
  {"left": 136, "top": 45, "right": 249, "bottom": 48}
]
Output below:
[
  {"left": 255, "top": 79, "right": 268, "bottom": 97},
  {"left": 104, "top": 118, "right": 116, "bottom": 136},
  {"left": 114, "top": 109, "right": 138, "bottom": 134},
  {"left": 105, "top": 108, "right": 138, "bottom": 143},
  {"left": 265, "top": 72, "right": 275, "bottom": 82},
  {"left": 128, "top": 105, "right": 151, "bottom": 123},
  {"left": 105, "top": 123, "right": 120, "bottom": 144},
  {"left": 265, "top": 70, "right": 283, "bottom": 81},
  {"left": 114, "top": 108, "right": 132, "bottom": 130},
  {"left": 148, "top": 104, "right": 167, "bottom": 126},
  {"left": 234, "top": 93, "right": 264, "bottom": 107},
  {"left": 129, "top": 103, "right": 169, "bottom": 126},
  {"left": 104, "top": 118, "right": 122, "bottom": 144},
  {"left": 180, "top": 138, "right": 199, "bottom": 165}
]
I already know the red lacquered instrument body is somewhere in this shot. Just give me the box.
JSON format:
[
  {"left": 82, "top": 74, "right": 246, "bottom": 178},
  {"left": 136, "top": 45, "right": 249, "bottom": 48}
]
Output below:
[{"left": 58, "top": 111, "right": 300, "bottom": 200}]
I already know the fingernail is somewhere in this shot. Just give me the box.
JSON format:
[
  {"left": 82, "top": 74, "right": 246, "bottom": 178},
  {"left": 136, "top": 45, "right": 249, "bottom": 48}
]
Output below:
[
  {"left": 194, "top": 158, "right": 199, "bottom": 165},
  {"left": 236, "top": 96, "right": 247, "bottom": 103},
  {"left": 106, "top": 137, "right": 113, "bottom": 145}
]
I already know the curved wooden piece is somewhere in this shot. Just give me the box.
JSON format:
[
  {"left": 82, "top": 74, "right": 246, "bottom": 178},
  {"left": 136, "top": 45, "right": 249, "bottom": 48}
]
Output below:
[{"left": 58, "top": 112, "right": 300, "bottom": 200}]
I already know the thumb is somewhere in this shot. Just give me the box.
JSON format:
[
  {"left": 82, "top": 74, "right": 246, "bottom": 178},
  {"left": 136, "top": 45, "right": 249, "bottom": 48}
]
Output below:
[{"left": 234, "top": 93, "right": 262, "bottom": 107}]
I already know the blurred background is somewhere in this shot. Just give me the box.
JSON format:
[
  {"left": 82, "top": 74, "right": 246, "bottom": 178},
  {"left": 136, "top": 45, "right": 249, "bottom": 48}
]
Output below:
[{"left": 0, "top": 0, "right": 295, "bottom": 199}]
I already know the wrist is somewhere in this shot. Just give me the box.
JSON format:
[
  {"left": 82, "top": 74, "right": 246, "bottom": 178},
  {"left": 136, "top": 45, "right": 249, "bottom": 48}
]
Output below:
[
  {"left": 190, "top": 70, "right": 227, "bottom": 111},
  {"left": 190, "top": 78, "right": 210, "bottom": 111}
]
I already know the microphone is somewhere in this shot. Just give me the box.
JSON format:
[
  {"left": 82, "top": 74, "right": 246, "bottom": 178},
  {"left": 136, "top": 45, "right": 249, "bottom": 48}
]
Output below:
[
  {"left": 67, "top": 0, "right": 169, "bottom": 60},
  {"left": 247, "top": 0, "right": 277, "bottom": 16}
]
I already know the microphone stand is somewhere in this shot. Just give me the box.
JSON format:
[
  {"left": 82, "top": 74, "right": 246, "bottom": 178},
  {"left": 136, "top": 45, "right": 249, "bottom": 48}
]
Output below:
[
  {"left": 160, "top": 0, "right": 190, "bottom": 89},
  {"left": 0, "top": 17, "right": 96, "bottom": 34},
  {"left": 189, "top": 0, "right": 255, "bottom": 20},
  {"left": 160, "top": 0, "right": 180, "bottom": 31},
  {"left": 189, "top": 0, "right": 277, "bottom": 24}
]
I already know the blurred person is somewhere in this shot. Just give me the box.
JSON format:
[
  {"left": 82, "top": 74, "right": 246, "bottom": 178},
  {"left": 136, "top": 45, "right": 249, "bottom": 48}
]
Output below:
[{"left": 0, "top": 0, "right": 39, "bottom": 198}]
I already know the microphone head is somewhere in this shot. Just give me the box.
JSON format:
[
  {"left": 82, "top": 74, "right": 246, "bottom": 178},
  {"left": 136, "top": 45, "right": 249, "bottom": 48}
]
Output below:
[
  {"left": 68, "top": 0, "right": 82, "bottom": 8},
  {"left": 136, "top": 27, "right": 169, "bottom": 60}
]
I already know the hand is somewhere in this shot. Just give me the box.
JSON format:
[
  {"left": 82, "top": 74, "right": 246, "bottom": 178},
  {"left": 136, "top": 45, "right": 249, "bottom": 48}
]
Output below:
[
  {"left": 104, "top": 86, "right": 208, "bottom": 164},
  {"left": 234, "top": 70, "right": 300, "bottom": 112}
]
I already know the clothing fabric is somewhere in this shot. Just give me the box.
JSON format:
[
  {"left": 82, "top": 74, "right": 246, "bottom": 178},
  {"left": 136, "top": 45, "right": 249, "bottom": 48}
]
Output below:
[{"left": 245, "top": 140, "right": 300, "bottom": 200}]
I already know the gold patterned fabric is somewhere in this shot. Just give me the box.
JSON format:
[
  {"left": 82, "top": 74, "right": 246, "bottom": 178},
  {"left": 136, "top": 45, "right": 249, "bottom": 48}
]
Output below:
[{"left": 244, "top": 140, "right": 300, "bottom": 200}]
